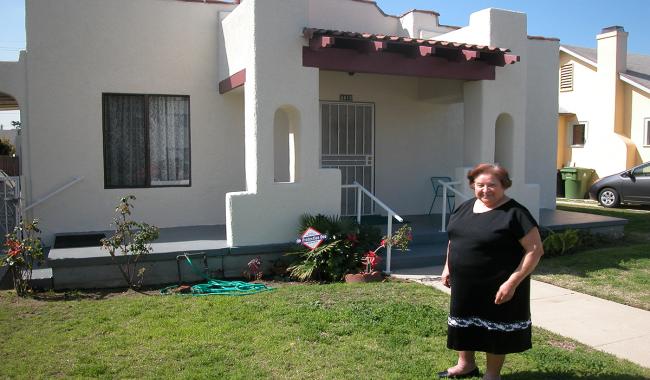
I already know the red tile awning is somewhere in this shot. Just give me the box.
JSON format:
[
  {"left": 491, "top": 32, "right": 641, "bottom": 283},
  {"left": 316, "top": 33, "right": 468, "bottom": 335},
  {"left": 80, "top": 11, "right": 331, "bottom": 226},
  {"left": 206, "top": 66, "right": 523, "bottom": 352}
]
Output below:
[{"left": 303, "top": 28, "right": 519, "bottom": 81}]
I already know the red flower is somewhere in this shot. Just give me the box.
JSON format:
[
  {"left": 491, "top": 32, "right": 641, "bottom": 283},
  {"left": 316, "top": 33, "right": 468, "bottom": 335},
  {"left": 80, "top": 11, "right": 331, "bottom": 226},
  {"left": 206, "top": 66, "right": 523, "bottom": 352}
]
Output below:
[
  {"left": 380, "top": 239, "right": 387, "bottom": 247},
  {"left": 363, "top": 251, "right": 382, "bottom": 270},
  {"left": 407, "top": 231, "right": 413, "bottom": 241},
  {"left": 4, "top": 239, "right": 22, "bottom": 257}
]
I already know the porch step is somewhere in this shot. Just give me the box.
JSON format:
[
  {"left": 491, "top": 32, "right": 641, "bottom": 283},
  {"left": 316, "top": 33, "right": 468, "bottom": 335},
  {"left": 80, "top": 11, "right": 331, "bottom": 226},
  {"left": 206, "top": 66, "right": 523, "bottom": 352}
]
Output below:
[{"left": 0, "top": 268, "right": 54, "bottom": 291}]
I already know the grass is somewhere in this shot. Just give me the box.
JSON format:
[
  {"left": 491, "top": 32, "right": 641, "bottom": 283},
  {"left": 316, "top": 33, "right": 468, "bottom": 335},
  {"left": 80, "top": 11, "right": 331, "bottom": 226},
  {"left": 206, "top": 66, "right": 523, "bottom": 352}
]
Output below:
[
  {"left": 535, "top": 202, "right": 650, "bottom": 310},
  {"left": 1, "top": 282, "right": 649, "bottom": 379}
]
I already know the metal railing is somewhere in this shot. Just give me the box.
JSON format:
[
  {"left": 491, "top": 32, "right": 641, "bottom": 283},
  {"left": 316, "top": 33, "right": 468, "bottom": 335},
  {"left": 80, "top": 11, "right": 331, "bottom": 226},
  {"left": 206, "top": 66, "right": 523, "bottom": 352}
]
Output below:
[
  {"left": 342, "top": 181, "right": 403, "bottom": 274},
  {"left": 0, "top": 171, "right": 20, "bottom": 236},
  {"left": 24, "top": 176, "right": 84, "bottom": 212},
  {"left": 439, "top": 180, "right": 471, "bottom": 232}
]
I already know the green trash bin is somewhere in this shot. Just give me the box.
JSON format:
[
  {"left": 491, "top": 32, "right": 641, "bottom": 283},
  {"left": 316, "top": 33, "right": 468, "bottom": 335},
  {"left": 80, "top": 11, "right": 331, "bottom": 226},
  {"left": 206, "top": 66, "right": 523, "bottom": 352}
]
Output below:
[{"left": 560, "top": 167, "right": 595, "bottom": 199}]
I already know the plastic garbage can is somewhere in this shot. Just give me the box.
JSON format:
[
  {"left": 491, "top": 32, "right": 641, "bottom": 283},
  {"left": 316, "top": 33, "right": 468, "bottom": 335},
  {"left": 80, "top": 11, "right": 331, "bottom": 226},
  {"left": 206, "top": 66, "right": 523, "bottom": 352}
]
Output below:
[{"left": 560, "top": 167, "right": 595, "bottom": 199}]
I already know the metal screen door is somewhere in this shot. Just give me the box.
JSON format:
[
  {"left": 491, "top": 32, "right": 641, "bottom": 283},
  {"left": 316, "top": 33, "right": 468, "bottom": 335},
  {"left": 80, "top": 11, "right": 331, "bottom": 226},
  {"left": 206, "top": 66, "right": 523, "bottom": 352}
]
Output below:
[{"left": 320, "top": 102, "right": 375, "bottom": 216}]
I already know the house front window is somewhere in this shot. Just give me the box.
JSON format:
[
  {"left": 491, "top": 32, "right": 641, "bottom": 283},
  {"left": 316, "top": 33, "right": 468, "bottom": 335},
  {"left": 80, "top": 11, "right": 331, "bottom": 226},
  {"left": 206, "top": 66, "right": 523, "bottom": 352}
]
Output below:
[
  {"left": 103, "top": 94, "right": 191, "bottom": 188},
  {"left": 644, "top": 118, "right": 650, "bottom": 147},
  {"left": 570, "top": 122, "right": 586, "bottom": 147}
]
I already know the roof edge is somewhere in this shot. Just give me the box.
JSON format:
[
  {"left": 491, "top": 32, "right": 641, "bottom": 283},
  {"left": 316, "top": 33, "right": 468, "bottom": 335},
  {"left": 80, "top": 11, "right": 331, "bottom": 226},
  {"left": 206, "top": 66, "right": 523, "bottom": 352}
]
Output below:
[
  {"left": 620, "top": 74, "right": 650, "bottom": 95},
  {"left": 398, "top": 8, "right": 440, "bottom": 17},
  {"left": 176, "top": 0, "right": 238, "bottom": 5},
  {"left": 528, "top": 35, "right": 560, "bottom": 42},
  {"left": 560, "top": 45, "right": 597, "bottom": 67}
]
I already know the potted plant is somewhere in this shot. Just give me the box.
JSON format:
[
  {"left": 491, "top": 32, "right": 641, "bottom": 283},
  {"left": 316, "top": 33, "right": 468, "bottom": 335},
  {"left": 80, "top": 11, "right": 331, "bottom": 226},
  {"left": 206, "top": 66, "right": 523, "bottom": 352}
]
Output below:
[{"left": 344, "top": 224, "right": 412, "bottom": 283}]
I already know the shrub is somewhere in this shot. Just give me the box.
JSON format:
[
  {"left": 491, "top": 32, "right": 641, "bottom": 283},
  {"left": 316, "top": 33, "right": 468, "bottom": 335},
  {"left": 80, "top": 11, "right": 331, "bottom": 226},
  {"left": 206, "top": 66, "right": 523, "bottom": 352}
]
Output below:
[
  {"left": 101, "top": 196, "right": 159, "bottom": 289},
  {"left": 1, "top": 219, "right": 44, "bottom": 297},
  {"left": 0, "top": 137, "right": 15, "bottom": 156},
  {"left": 286, "top": 214, "right": 382, "bottom": 282},
  {"left": 541, "top": 228, "right": 611, "bottom": 257}
]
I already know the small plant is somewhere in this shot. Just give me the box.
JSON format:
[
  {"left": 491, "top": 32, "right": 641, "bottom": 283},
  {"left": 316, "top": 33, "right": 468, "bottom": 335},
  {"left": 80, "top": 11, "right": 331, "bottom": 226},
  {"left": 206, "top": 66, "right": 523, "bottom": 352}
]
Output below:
[
  {"left": 101, "top": 196, "right": 159, "bottom": 289},
  {"left": 286, "top": 214, "right": 382, "bottom": 282},
  {"left": 0, "top": 137, "right": 15, "bottom": 156},
  {"left": 245, "top": 256, "right": 263, "bottom": 281},
  {"left": 286, "top": 215, "right": 412, "bottom": 282},
  {"left": 1, "top": 219, "right": 44, "bottom": 297},
  {"left": 361, "top": 224, "right": 412, "bottom": 274}
]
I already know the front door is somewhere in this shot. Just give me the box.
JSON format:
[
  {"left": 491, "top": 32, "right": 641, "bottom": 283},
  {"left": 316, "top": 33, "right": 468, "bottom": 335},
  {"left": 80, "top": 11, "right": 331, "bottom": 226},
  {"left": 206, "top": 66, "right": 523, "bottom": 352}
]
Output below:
[{"left": 320, "top": 102, "right": 375, "bottom": 216}]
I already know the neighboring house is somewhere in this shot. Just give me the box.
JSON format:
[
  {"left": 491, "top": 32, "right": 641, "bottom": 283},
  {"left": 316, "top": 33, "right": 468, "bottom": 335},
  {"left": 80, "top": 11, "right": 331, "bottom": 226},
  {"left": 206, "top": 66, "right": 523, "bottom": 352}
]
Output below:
[
  {"left": 558, "top": 26, "right": 650, "bottom": 178},
  {"left": 0, "top": 0, "right": 558, "bottom": 247}
]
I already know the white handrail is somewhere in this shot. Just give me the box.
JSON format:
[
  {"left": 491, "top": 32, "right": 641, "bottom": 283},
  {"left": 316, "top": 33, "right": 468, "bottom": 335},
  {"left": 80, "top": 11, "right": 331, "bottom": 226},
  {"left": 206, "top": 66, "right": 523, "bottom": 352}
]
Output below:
[
  {"left": 439, "top": 180, "right": 471, "bottom": 232},
  {"left": 342, "top": 181, "right": 403, "bottom": 274},
  {"left": 24, "top": 176, "right": 84, "bottom": 212},
  {"left": 0, "top": 171, "right": 19, "bottom": 236}
]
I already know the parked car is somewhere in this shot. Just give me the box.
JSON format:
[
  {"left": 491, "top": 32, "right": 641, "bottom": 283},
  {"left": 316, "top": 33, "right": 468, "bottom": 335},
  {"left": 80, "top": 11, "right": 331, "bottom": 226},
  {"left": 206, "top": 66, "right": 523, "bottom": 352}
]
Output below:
[{"left": 589, "top": 162, "right": 650, "bottom": 207}]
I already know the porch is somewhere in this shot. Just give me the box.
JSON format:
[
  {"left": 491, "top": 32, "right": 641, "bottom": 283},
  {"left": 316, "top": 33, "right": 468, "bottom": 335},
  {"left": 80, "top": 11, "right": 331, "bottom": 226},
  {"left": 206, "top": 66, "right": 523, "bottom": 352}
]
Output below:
[{"left": 36, "top": 208, "right": 625, "bottom": 290}]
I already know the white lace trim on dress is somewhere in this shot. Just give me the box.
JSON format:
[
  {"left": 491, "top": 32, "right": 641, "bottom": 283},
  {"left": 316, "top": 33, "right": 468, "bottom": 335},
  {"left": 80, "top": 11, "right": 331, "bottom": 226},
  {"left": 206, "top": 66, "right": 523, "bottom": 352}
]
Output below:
[{"left": 448, "top": 316, "right": 531, "bottom": 332}]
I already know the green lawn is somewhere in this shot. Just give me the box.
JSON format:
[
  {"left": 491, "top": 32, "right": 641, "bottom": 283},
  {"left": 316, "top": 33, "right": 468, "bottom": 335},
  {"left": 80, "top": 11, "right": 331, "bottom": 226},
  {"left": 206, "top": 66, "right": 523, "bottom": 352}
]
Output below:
[
  {"left": 1, "top": 282, "right": 649, "bottom": 379},
  {"left": 535, "top": 203, "right": 650, "bottom": 310}
]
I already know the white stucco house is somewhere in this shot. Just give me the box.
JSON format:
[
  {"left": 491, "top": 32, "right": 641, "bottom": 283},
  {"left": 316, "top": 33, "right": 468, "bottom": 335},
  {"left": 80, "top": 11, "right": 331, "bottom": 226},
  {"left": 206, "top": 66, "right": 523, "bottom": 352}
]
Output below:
[
  {"left": 558, "top": 26, "right": 650, "bottom": 178},
  {"left": 0, "top": 0, "right": 559, "bottom": 248}
]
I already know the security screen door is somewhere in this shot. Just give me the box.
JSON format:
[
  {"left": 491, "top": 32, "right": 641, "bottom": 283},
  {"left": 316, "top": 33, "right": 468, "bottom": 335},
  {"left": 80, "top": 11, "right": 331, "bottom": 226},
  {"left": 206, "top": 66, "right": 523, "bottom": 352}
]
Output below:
[{"left": 320, "top": 102, "right": 375, "bottom": 216}]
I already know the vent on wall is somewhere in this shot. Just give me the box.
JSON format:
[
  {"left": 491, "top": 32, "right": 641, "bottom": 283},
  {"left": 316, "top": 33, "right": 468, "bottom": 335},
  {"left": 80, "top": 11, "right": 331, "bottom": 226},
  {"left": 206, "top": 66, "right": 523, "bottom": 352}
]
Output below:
[{"left": 560, "top": 63, "right": 574, "bottom": 92}]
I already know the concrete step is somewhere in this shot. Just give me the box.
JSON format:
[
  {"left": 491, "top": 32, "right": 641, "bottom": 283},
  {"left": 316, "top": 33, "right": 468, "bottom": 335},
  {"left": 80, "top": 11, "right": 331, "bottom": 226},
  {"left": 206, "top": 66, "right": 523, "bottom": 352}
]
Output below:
[{"left": 0, "top": 267, "right": 54, "bottom": 291}]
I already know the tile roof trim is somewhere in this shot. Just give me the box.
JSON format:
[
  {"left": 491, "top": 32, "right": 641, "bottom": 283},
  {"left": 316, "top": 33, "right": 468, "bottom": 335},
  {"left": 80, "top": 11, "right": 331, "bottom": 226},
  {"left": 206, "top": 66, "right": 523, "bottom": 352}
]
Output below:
[
  {"left": 398, "top": 8, "right": 440, "bottom": 17},
  {"left": 527, "top": 35, "right": 560, "bottom": 42},
  {"left": 304, "top": 28, "right": 511, "bottom": 53}
]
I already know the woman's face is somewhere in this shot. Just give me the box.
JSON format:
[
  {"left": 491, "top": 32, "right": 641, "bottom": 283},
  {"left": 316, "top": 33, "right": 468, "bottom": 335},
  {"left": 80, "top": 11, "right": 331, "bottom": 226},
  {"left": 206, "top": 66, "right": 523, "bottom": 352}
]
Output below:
[{"left": 473, "top": 173, "right": 506, "bottom": 207}]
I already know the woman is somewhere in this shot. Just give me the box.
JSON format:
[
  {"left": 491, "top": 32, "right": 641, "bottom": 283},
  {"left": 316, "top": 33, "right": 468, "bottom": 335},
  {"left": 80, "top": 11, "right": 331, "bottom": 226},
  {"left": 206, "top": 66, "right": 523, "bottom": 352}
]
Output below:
[{"left": 439, "top": 163, "right": 544, "bottom": 380}]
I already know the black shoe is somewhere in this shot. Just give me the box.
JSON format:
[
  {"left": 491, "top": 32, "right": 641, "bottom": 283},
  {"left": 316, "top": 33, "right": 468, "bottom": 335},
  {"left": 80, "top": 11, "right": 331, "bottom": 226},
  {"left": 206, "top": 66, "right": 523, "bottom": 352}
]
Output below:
[{"left": 437, "top": 367, "right": 480, "bottom": 379}]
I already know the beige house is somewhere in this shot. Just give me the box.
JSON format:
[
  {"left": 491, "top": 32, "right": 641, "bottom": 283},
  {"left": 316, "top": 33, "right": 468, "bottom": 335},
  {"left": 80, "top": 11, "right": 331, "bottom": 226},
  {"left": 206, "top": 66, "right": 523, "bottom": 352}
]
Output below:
[{"left": 557, "top": 26, "right": 650, "bottom": 178}]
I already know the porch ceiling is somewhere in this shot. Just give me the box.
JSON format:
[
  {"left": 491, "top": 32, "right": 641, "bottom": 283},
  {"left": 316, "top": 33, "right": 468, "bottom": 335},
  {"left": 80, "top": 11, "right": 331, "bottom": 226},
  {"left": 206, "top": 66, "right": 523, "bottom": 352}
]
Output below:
[
  {"left": 303, "top": 28, "right": 520, "bottom": 81},
  {"left": 0, "top": 92, "right": 19, "bottom": 111}
]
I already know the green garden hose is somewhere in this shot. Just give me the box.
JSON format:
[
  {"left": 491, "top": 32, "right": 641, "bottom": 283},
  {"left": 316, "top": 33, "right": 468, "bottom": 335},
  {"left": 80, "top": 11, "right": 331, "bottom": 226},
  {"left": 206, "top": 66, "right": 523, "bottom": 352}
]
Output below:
[{"left": 160, "top": 254, "right": 273, "bottom": 296}]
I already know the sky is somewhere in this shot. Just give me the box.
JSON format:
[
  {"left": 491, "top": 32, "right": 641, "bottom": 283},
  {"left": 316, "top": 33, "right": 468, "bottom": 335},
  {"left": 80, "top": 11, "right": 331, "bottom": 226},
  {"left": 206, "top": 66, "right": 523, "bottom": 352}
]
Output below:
[{"left": 0, "top": 0, "right": 649, "bottom": 127}]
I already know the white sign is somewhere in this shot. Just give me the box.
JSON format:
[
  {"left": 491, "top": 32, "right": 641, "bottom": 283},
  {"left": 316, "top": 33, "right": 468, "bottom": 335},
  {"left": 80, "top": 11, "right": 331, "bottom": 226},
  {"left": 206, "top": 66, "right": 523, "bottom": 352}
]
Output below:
[{"left": 296, "top": 227, "right": 328, "bottom": 250}]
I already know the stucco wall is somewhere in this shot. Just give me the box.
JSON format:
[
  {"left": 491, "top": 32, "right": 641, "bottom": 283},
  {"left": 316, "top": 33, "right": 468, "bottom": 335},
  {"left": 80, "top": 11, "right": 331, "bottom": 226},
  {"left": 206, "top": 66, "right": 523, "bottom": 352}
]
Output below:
[
  {"left": 625, "top": 86, "right": 650, "bottom": 163},
  {"left": 319, "top": 71, "right": 464, "bottom": 215},
  {"left": 23, "top": 0, "right": 244, "bottom": 244},
  {"left": 525, "top": 38, "right": 559, "bottom": 209}
]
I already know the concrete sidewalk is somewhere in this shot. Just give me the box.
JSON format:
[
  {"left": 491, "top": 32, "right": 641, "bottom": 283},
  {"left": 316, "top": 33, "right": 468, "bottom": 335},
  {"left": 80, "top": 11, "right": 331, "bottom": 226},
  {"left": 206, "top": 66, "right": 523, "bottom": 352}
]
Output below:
[{"left": 391, "top": 266, "right": 650, "bottom": 368}]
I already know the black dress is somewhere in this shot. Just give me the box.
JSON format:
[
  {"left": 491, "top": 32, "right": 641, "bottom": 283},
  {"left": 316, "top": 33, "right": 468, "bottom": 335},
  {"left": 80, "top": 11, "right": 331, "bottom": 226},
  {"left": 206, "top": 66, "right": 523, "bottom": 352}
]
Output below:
[{"left": 446, "top": 198, "right": 538, "bottom": 354}]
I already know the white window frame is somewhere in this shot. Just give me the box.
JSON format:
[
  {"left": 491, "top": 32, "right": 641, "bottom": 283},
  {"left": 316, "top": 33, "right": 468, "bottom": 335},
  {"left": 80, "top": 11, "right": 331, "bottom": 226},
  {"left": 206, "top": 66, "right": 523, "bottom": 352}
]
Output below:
[
  {"left": 569, "top": 121, "right": 587, "bottom": 148},
  {"left": 644, "top": 118, "right": 650, "bottom": 147}
]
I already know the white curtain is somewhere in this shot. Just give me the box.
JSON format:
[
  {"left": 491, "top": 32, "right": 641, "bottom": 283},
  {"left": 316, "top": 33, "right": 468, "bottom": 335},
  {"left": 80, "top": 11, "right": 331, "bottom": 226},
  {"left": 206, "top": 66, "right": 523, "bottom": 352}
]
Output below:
[{"left": 148, "top": 96, "right": 190, "bottom": 186}]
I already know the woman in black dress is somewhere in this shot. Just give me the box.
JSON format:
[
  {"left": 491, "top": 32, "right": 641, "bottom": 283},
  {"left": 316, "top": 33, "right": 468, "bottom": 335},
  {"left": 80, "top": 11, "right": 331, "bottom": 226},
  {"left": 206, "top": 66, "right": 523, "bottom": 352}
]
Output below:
[{"left": 438, "top": 163, "right": 544, "bottom": 380}]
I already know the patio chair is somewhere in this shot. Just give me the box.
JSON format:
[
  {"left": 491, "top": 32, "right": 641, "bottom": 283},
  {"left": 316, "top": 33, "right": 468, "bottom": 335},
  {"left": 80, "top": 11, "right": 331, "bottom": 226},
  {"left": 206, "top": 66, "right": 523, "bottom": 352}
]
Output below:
[{"left": 428, "top": 176, "right": 455, "bottom": 214}]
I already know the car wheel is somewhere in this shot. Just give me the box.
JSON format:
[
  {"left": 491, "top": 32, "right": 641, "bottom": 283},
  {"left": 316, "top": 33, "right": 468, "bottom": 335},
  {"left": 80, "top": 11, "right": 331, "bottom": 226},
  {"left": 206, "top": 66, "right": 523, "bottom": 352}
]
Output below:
[{"left": 598, "top": 188, "right": 620, "bottom": 208}]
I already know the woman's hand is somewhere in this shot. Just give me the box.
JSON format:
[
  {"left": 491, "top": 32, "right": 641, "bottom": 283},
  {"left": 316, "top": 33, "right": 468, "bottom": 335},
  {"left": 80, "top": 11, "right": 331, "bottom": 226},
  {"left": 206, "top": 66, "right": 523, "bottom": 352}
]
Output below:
[
  {"left": 441, "top": 266, "right": 451, "bottom": 288},
  {"left": 495, "top": 280, "right": 517, "bottom": 304}
]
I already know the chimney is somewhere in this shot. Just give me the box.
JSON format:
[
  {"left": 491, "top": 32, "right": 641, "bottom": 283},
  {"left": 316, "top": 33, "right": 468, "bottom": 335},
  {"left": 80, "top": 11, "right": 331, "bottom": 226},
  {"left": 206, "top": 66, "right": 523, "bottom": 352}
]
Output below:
[
  {"left": 595, "top": 26, "right": 628, "bottom": 136},
  {"left": 597, "top": 26, "right": 628, "bottom": 76}
]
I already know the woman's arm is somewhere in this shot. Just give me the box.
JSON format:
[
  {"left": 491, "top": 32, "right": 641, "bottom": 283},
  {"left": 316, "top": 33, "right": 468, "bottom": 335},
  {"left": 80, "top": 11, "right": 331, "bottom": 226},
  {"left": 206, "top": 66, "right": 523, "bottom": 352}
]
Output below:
[
  {"left": 441, "top": 241, "right": 451, "bottom": 288},
  {"left": 494, "top": 227, "right": 544, "bottom": 304}
]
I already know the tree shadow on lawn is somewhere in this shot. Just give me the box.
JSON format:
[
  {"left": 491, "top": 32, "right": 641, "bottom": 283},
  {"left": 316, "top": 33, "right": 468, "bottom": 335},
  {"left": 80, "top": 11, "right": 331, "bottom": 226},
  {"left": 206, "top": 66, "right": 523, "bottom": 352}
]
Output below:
[
  {"left": 29, "top": 287, "right": 158, "bottom": 302},
  {"left": 506, "top": 372, "right": 649, "bottom": 380},
  {"left": 536, "top": 244, "right": 650, "bottom": 278}
]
